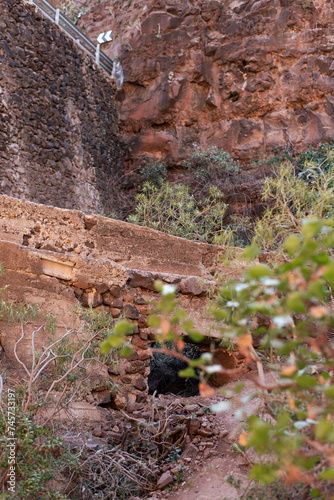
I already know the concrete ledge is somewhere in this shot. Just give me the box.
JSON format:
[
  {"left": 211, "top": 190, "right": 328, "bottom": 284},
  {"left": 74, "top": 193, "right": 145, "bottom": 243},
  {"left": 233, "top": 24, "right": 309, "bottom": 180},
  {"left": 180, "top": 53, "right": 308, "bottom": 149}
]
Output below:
[{"left": 0, "top": 195, "right": 234, "bottom": 278}]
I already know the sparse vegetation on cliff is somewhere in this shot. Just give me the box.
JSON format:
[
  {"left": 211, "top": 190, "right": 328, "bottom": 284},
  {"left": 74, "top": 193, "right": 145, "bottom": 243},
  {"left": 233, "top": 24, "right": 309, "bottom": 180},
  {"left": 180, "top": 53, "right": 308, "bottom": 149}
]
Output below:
[
  {"left": 183, "top": 144, "right": 239, "bottom": 186},
  {"left": 254, "top": 142, "right": 334, "bottom": 252}
]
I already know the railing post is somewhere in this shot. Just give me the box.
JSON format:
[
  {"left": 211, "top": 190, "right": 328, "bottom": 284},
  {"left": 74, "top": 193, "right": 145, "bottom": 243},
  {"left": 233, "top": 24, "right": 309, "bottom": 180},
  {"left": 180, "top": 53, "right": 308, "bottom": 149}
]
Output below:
[
  {"left": 55, "top": 8, "right": 60, "bottom": 25},
  {"left": 95, "top": 43, "right": 100, "bottom": 65}
]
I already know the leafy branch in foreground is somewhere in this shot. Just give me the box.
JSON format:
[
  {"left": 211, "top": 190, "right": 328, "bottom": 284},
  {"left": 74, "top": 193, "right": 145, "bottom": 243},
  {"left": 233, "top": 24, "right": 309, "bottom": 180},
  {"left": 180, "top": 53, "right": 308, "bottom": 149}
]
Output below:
[
  {"left": 104, "top": 219, "right": 334, "bottom": 498},
  {"left": 213, "top": 219, "right": 334, "bottom": 495}
]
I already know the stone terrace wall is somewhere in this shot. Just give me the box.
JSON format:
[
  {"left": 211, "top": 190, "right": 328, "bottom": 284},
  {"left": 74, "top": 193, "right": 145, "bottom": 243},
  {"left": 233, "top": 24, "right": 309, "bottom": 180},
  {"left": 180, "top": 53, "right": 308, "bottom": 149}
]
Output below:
[
  {"left": 0, "top": 0, "right": 123, "bottom": 215},
  {"left": 0, "top": 196, "right": 237, "bottom": 410}
]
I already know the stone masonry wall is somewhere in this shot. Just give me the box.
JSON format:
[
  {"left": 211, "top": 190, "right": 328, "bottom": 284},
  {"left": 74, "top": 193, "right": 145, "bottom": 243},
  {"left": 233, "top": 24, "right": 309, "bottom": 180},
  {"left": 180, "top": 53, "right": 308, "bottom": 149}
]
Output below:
[
  {"left": 0, "top": 196, "right": 236, "bottom": 410},
  {"left": 0, "top": 0, "right": 124, "bottom": 215}
]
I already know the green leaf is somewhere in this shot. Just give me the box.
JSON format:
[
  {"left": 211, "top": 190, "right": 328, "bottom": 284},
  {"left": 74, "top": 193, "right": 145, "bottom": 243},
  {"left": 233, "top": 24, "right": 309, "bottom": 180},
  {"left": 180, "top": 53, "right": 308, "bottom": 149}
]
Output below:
[
  {"left": 301, "top": 218, "right": 322, "bottom": 239},
  {"left": 299, "top": 240, "right": 318, "bottom": 260},
  {"left": 324, "top": 385, "right": 334, "bottom": 398},
  {"left": 170, "top": 309, "right": 187, "bottom": 324},
  {"left": 307, "top": 281, "right": 326, "bottom": 299},
  {"left": 100, "top": 340, "right": 111, "bottom": 355},
  {"left": 312, "top": 252, "right": 329, "bottom": 265},
  {"left": 245, "top": 264, "right": 271, "bottom": 280},
  {"left": 286, "top": 292, "right": 307, "bottom": 313},
  {"left": 212, "top": 309, "right": 229, "bottom": 320},
  {"left": 178, "top": 367, "right": 195, "bottom": 378},
  {"left": 189, "top": 358, "right": 204, "bottom": 367},
  {"left": 249, "top": 463, "right": 278, "bottom": 484},
  {"left": 315, "top": 420, "right": 333, "bottom": 441},
  {"left": 295, "top": 374, "right": 317, "bottom": 389},
  {"left": 323, "top": 262, "right": 334, "bottom": 289},
  {"left": 241, "top": 245, "right": 260, "bottom": 262},
  {"left": 247, "top": 418, "right": 271, "bottom": 452},
  {"left": 154, "top": 280, "right": 163, "bottom": 292},
  {"left": 320, "top": 468, "right": 334, "bottom": 480},
  {"left": 182, "top": 320, "right": 194, "bottom": 332},
  {"left": 284, "top": 235, "right": 301, "bottom": 256},
  {"left": 115, "top": 319, "right": 135, "bottom": 336},
  {"left": 120, "top": 346, "right": 133, "bottom": 357},
  {"left": 106, "top": 333, "right": 125, "bottom": 348},
  {"left": 148, "top": 315, "right": 161, "bottom": 328},
  {"left": 188, "top": 329, "right": 204, "bottom": 342}
]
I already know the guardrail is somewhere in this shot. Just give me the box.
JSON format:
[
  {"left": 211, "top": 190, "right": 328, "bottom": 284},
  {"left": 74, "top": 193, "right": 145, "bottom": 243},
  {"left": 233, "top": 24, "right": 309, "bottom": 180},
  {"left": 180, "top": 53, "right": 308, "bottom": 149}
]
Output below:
[{"left": 26, "top": 0, "right": 113, "bottom": 76}]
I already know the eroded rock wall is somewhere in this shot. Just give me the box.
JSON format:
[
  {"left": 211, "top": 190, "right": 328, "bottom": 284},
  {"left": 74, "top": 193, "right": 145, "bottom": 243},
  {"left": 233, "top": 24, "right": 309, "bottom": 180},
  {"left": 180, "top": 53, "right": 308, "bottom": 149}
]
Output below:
[
  {"left": 0, "top": 0, "right": 123, "bottom": 215},
  {"left": 75, "top": 0, "right": 334, "bottom": 164}
]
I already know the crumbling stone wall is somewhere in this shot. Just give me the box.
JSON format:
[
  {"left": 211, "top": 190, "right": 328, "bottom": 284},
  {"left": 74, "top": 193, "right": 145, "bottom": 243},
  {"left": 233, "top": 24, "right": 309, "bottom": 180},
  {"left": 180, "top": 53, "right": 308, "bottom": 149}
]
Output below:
[
  {"left": 0, "top": 238, "right": 219, "bottom": 410},
  {"left": 0, "top": 195, "right": 229, "bottom": 277},
  {"left": 0, "top": 0, "right": 123, "bottom": 215},
  {"left": 0, "top": 196, "right": 236, "bottom": 410}
]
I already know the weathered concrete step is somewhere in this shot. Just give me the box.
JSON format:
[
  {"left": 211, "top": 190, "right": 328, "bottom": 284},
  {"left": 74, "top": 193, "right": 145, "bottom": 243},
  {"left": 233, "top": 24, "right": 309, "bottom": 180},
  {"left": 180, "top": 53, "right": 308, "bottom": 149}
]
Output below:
[{"left": 0, "top": 195, "right": 237, "bottom": 278}]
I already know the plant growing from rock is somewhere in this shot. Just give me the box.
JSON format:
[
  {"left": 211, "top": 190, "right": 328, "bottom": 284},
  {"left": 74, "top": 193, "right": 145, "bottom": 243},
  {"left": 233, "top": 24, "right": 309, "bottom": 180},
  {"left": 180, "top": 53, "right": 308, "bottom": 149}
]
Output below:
[
  {"left": 183, "top": 144, "right": 239, "bottom": 186},
  {"left": 253, "top": 157, "right": 334, "bottom": 252},
  {"left": 137, "top": 157, "right": 168, "bottom": 186}
]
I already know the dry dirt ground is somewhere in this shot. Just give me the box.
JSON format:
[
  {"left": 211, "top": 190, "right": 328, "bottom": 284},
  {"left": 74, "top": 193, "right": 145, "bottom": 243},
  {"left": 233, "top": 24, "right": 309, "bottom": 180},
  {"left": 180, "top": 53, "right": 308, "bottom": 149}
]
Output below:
[{"left": 148, "top": 377, "right": 264, "bottom": 500}]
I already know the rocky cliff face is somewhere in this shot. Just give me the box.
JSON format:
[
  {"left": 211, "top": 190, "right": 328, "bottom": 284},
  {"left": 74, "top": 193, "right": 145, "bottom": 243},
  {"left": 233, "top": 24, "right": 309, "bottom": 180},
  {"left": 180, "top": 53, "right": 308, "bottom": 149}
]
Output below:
[
  {"left": 0, "top": 0, "right": 124, "bottom": 215},
  {"left": 74, "top": 0, "right": 334, "bottom": 166}
]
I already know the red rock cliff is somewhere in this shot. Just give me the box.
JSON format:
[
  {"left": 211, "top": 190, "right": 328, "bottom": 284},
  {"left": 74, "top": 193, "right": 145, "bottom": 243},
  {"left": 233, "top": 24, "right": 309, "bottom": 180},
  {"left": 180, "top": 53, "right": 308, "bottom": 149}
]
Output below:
[{"left": 73, "top": 0, "right": 334, "bottom": 166}]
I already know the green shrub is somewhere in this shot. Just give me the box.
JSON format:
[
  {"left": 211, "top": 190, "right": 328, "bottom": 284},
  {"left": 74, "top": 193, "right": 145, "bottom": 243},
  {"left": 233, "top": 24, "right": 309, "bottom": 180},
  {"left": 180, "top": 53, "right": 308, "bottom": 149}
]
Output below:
[
  {"left": 183, "top": 144, "right": 239, "bottom": 185},
  {"left": 298, "top": 140, "right": 334, "bottom": 174},
  {"left": 137, "top": 157, "right": 168, "bottom": 186},
  {"left": 0, "top": 391, "right": 79, "bottom": 499},
  {"left": 127, "top": 181, "right": 228, "bottom": 242},
  {"left": 250, "top": 150, "right": 293, "bottom": 170},
  {"left": 253, "top": 161, "right": 334, "bottom": 251}
]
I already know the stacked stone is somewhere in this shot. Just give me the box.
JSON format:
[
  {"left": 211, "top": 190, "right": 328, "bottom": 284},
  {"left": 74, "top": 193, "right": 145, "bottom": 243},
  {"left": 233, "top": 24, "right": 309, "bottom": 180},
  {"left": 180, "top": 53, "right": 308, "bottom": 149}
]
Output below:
[
  {"left": 0, "top": 0, "right": 123, "bottom": 215},
  {"left": 71, "top": 268, "right": 211, "bottom": 409}
]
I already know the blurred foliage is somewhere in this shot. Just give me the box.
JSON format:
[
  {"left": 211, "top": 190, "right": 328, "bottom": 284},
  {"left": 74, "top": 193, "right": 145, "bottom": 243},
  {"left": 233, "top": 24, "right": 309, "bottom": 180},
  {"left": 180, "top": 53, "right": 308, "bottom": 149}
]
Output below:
[{"left": 104, "top": 219, "right": 334, "bottom": 498}]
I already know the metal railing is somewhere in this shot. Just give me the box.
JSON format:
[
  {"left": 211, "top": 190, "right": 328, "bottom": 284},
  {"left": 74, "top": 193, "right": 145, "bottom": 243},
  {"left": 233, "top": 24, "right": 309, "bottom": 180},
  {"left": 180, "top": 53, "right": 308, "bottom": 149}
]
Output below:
[{"left": 26, "top": 0, "right": 113, "bottom": 76}]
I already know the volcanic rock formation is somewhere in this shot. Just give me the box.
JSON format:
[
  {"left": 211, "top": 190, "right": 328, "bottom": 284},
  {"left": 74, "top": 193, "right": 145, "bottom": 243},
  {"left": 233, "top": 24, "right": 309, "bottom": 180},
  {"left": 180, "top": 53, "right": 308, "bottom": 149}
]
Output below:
[{"left": 74, "top": 0, "right": 334, "bottom": 165}]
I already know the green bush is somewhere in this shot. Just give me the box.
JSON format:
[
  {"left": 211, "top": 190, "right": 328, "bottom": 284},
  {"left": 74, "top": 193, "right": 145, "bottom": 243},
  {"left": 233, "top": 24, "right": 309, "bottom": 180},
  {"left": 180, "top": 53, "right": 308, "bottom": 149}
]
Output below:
[
  {"left": 298, "top": 140, "right": 334, "bottom": 174},
  {"left": 253, "top": 160, "right": 334, "bottom": 252},
  {"left": 0, "top": 403, "right": 79, "bottom": 499},
  {"left": 137, "top": 157, "right": 168, "bottom": 186},
  {"left": 127, "top": 181, "right": 228, "bottom": 243},
  {"left": 183, "top": 144, "right": 239, "bottom": 185}
]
